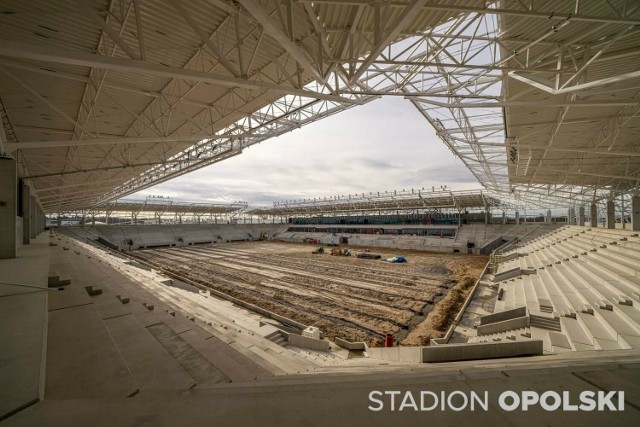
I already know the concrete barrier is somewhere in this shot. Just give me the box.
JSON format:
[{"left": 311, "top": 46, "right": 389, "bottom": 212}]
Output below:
[
  {"left": 287, "top": 334, "right": 330, "bottom": 351},
  {"left": 480, "top": 306, "right": 527, "bottom": 325},
  {"left": 125, "top": 254, "right": 310, "bottom": 332},
  {"left": 335, "top": 337, "right": 366, "bottom": 350},
  {"left": 366, "top": 347, "right": 422, "bottom": 363},
  {"left": 493, "top": 267, "right": 524, "bottom": 282},
  {"left": 440, "top": 260, "right": 491, "bottom": 343},
  {"left": 422, "top": 340, "right": 543, "bottom": 363},
  {"left": 499, "top": 252, "right": 521, "bottom": 263},
  {"left": 477, "top": 316, "right": 529, "bottom": 335}
]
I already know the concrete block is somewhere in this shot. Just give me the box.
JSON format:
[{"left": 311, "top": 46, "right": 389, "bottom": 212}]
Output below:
[
  {"left": 116, "top": 295, "right": 130, "bottom": 304},
  {"left": 85, "top": 286, "right": 103, "bottom": 296}
]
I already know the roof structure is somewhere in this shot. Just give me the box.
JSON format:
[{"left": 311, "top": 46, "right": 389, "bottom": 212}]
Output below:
[
  {"left": 98, "top": 196, "right": 247, "bottom": 215},
  {"left": 0, "top": 0, "right": 638, "bottom": 212},
  {"left": 248, "top": 188, "right": 502, "bottom": 216}
]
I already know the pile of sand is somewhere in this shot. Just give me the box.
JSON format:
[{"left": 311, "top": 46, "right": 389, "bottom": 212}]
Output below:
[
  {"left": 400, "top": 276, "right": 476, "bottom": 346},
  {"left": 424, "top": 265, "right": 453, "bottom": 275}
]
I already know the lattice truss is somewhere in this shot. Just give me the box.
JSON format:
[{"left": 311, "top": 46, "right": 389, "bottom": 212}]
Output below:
[
  {"left": 58, "top": 196, "right": 247, "bottom": 223},
  {"left": 0, "top": 0, "right": 638, "bottom": 213},
  {"left": 248, "top": 188, "right": 504, "bottom": 216}
]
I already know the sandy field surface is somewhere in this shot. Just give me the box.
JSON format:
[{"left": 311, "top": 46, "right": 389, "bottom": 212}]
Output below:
[{"left": 131, "top": 241, "right": 487, "bottom": 346}]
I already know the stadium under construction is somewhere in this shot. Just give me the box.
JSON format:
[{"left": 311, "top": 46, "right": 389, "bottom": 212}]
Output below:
[{"left": 1, "top": 1, "right": 640, "bottom": 425}]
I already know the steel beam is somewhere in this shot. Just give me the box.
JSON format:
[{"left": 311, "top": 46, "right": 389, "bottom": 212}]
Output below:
[
  {"left": 5, "top": 135, "right": 209, "bottom": 151},
  {"left": 0, "top": 41, "right": 360, "bottom": 105}
]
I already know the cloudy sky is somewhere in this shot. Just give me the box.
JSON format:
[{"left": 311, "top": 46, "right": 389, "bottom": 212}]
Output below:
[{"left": 132, "top": 96, "right": 482, "bottom": 207}]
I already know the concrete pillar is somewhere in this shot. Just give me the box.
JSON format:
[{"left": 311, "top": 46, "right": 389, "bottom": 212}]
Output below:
[
  {"left": 578, "top": 206, "right": 585, "bottom": 226},
  {"left": 632, "top": 196, "right": 640, "bottom": 231},
  {"left": 34, "top": 204, "right": 39, "bottom": 234},
  {"left": 606, "top": 200, "right": 615, "bottom": 229},
  {"left": 568, "top": 207, "right": 576, "bottom": 225},
  {"left": 36, "top": 205, "right": 41, "bottom": 233},
  {"left": 484, "top": 208, "right": 489, "bottom": 225},
  {"left": 546, "top": 209, "right": 551, "bottom": 223},
  {"left": 590, "top": 203, "right": 598, "bottom": 227},
  {"left": 57, "top": 213, "right": 62, "bottom": 227},
  {"left": 515, "top": 211, "right": 519, "bottom": 224},
  {"left": 81, "top": 212, "right": 85, "bottom": 228},
  {"left": 29, "top": 196, "right": 36, "bottom": 238},
  {"left": 502, "top": 211, "right": 506, "bottom": 225},
  {"left": 20, "top": 182, "right": 31, "bottom": 245},
  {"left": 0, "top": 157, "right": 17, "bottom": 259},
  {"left": 92, "top": 215, "right": 96, "bottom": 226}
]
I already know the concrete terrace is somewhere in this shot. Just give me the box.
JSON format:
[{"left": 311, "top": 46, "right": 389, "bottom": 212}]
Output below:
[{"left": 461, "top": 226, "right": 640, "bottom": 355}]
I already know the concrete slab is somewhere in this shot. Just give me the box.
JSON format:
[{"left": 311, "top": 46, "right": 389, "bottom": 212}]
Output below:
[
  {"left": 181, "top": 330, "right": 272, "bottom": 382},
  {"left": 548, "top": 331, "right": 572, "bottom": 349},
  {"left": 104, "top": 314, "right": 195, "bottom": 391},
  {"left": 0, "top": 235, "right": 49, "bottom": 419},
  {"left": 0, "top": 236, "right": 50, "bottom": 296},
  {"left": 574, "top": 368, "right": 640, "bottom": 409},
  {"left": 146, "top": 322, "right": 229, "bottom": 386},
  {"left": 45, "top": 304, "right": 138, "bottom": 399},
  {"left": 0, "top": 292, "right": 47, "bottom": 420},
  {"left": 47, "top": 285, "right": 92, "bottom": 312},
  {"left": 4, "top": 362, "right": 640, "bottom": 427}
]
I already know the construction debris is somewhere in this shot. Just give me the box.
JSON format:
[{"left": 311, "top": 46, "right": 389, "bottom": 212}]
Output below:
[{"left": 356, "top": 252, "right": 381, "bottom": 259}]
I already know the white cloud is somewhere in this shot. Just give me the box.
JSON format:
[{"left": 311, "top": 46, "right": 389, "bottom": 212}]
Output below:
[{"left": 132, "top": 97, "right": 482, "bottom": 206}]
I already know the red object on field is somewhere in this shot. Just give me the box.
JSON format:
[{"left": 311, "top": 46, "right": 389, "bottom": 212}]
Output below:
[{"left": 385, "top": 333, "right": 394, "bottom": 347}]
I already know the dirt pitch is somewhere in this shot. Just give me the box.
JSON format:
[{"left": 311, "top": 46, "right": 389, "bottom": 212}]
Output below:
[{"left": 131, "top": 241, "right": 487, "bottom": 346}]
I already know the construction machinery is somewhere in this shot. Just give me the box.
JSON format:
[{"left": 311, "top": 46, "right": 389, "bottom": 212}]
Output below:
[{"left": 330, "top": 248, "right": 351, "bottom": 256}]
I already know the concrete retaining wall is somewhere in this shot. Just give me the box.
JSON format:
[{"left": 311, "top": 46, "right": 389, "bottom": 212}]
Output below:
[
  {"left": 422, "top": 340, "right": 543, "bottom": 362},
  {"left": 479, "top": 236, "right": 506, "bottom": 255},
  {"left": 94, "top": 224, "right": 289, "bottom": 250},
  {"left": 480, "top": 306, "right": 527, "bottom": 325},
  {"left": 366, "top": 347, "right": 422, "bottom": 363},
  {"left": 140, "top": 265, "right": 309, "bottom": 332},
  {"left": 477, "top": 316, "right": 529, "bottom": 335},
  {"left": 439, "top": 260, "right": 491, "bottom": 343},
  {"left": 335, "top": 337, "right": 366, "bottom": 350},
  {"left": 287, "top": 334, "right": 330, "bottom": 351},
  {"left": 276, "top": 232, "right": 465, "bottom": 253}
]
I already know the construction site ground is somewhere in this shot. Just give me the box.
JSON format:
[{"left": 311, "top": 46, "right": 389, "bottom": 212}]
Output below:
[{"left": 130, "top": 241, "right": 487, "bottom": 347}]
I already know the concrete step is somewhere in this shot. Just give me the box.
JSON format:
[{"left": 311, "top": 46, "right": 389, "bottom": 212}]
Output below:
[
  {"left": 46, "top": 303, "right": 139, "bottom": 399},
  {"left": 104, "top": 314, "right": 196, "bottom": 390}
]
